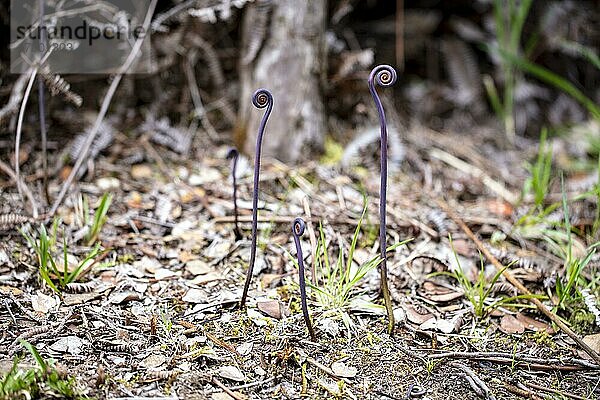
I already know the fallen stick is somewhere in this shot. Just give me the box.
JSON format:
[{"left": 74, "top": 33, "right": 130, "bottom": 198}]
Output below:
[
  {"left": 428, "top": 350, "right": 598, "bottom": 369},
  {"left": 211, "top": 377, "right": 245, "bottom": 400},
  {"left": 434, "top": 196, "right": 600, "bottom": 364}
]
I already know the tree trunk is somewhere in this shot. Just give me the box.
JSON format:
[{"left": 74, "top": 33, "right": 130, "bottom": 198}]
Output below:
[{"left": 237, "top": 0, "right": 326, "bottom": 163}]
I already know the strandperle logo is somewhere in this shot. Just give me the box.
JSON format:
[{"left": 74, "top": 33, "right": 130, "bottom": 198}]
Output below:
[
  {"left": 15, "top": 19, "right": 147, "bottom": 49},
  {"left": 10, "top": 1, "right": 154, "bottom": 74}
]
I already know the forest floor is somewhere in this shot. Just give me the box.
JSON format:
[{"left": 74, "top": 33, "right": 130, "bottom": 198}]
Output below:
[{"left": 1, "top": 122, "right": 600, "bottom": 399}]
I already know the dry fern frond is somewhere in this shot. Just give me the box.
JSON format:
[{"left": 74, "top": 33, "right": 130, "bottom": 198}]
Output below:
[
  {"left": 488, "top": 247, "right": 539, "bottom": 270},
  {"left": 142, "top": 117, "right": 192, "bottom": 155},
  {"left": 0, "top": 213, "right": 35, "bottom": 230},
  {"left": 441, "top": 39, "right": 482, "bottom": 107},
  {"left": 190, "top": 35, "right": 225, "bottom": 87},
  {"left": 70, "top": 121, "right": 114, "bottom": 161},
  {"left": 153, "top": 0, "right": 251, "bottom": 32},
  {"left": 39, "top": 65, "right": 83, "bottom": 107},
  {"left": 65, "top": 281, "right": 97, "bottom": 293},
  {"left": 427, "top": 209, "right": 449, "bottom": 237},
  {"left": 189, "top": 0, "right": 252, "bottom": 23}
]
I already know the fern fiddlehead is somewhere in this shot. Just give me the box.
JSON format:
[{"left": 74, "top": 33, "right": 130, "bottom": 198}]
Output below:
[
  {"left": 240, "top": 88, "right": 273, "bottom": 308},
  {"left": 368, "top": 64, "right": 397, "bottom": 334}
]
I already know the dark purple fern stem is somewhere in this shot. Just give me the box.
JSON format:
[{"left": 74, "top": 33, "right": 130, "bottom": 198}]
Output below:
[
  {"left": 292, "top": 217, "right": 316, "bottom": 341},
  {"left": 226, "top": 148, "right": 242, "bottom": 240},
  {"left": 368, "top": 64, "right": 397, "bottom": 334},
  {"left": 240, "top": 88, "right": 273, "bottom": 308}
]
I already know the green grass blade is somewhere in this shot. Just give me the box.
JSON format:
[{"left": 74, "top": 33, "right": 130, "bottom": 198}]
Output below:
[{"left": 498, "top": 49, "right": 600, "bottom": 120}]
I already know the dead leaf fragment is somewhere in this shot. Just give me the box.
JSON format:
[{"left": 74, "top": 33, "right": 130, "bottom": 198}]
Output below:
[
  {"left": 182, "top": 288, "right": 208, "bottom": 304},
  {"left": 257, "top": 300, "right": 289, "bottom": 320},
  {"left": 515, "top": 313, "right": 554, "bottom": 334},
  {"left": 96, "top": 177, "right": 120, "bottom": 191},
  {"left": 404, "top": 305, "right": 434, "bottom": 325},
  {"left": 583, "top": 334, "right": 600, "bottom": 354},
  {"left": 218, "top": 365, "right": 245, "bottom": 382},
  {"left": 63, "top": 291, "right": 103, "bottom": 306},
  {"left": 50, "top": 336, "right": 87, "bottom": 355},
  {"left": 141, "top": 354, "right": 167, "bottom": 369},
  {"left": 0, "top": 286, "right": 23, "bottom": 296},
  {"left": 420, "top": 318, "right": 437, "bottom": 331},
  {"left": 186, "top": 260, "right": 211, "bottom": 275},
  {"left": 212, "top": 393, "right": 247, "bottom": 400},
  {"left": 428, "top": 291, "right": 464, "bottom": 303},
  {"left": 190, "top": 271, "right": 225, "bottom": 285},
  {"left": 31, "top": 291, "right": 58, "bottom": 314},
  {"left": 331, "top": 361, "right": 358, "bottom": 378},
  {"left": 109, "top": 291, "right": 142, "bottom": 304},
  {"left": 500, "top": 314, "right": 525, "bottom": 334},
  {"left": 154, "top": 268, "right": 178, "bottom": 280},
  {"left": 236, "top": 342, "right": 253, "bottom": 356}
]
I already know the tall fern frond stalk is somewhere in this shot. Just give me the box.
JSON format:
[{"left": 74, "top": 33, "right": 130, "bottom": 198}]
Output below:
[
  {"left": 292, "top": 217, "right": 316, "bottom": 340},
  {"left": 240, "top": 88, "right": 273, "bottom": 308},
  {"left": 368, "top": 65, "right": 398, "bottom": 334}
]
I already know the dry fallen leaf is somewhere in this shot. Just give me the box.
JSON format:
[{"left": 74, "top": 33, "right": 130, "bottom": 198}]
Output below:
[
  {"left": 331, "top": 361, "right": 358, "bottom": 378},
  {"left": 190, "top": 271, "right": 225, "bottom": 285},
  {"left": 428, "top": 291, "right": 464, "bottom": 303},
  {"left": 31, "top": 291, "right": 59, "bottom": 314},
  {"left": 515, "top": 312, "right": 554, "bottom": 334},
  {"left": 485, "top": 199, "right": 514, "bottom": 217},
  {"left": 212, "top": 392, "right": 247, "bottom": 400},
  {"left": 218, "top": 365, "right": 245, "bottom": 382},
  {"left": 404, "top": 305, "right": 435, "bottom": 325},
  {"left": 182, "top": 288, "right": 208, "bottom": 304},
  {"left": 50, "top": 336, "right": 88, "bottom": 355},
  {"left": 154, "top": 268, "right": 179, "bottom": 280},
  {"left": 583, "top": 334, "right": 600, "bottom": 354},
  {"left": 141, "top": 354, "right": 167, "bottom": 369},
  {"left": 236, "top": 342, "right": 253, "bottom": 356},
  {"left": 420, "top": 318, "right": 437, "bottom": 331},
  {"left": 186, "top": 260, "right": 212, "bottom": 275},
  {"left": 109, "top": 291, "right": 142, "bottom": 304},
  {"left": 0, "top": 286, "right": 23, "bottom": 296},
  {"left": 261, "top": 273, "right": 283, "bottom": 288},
  {"left": 257, "top": 300, "right": 289, "bottom": 320},
  {"left": 499, "top": 314, "right": 525, "bottom": 334}
]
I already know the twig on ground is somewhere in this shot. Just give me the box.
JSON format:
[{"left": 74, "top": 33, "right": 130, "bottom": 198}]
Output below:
[
  {"left": 206, "top": 376, "right": 278, "bottom": 394},
  {"left": 452, "top": 362, "right": 495, "bottom": 400},
  {"left": 205, "top": 331, "right": 241, "bottom": 358},
  {"left": 427, "top": 350, "right": 599, "bottom": 369},
  {"left": 212, "top": 214, "right": 363, "bottom": 226},
  {"left": 522, "top": 381, "right": 589, "bottom": 400},
  {"left": 502, "top": 382, "right": 544, "bottom": 400},
  {"left": 211, "top": 377, "right": 246, "bottom": 400}
]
